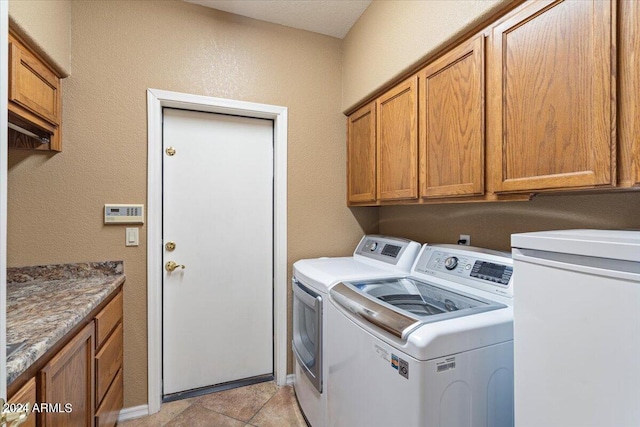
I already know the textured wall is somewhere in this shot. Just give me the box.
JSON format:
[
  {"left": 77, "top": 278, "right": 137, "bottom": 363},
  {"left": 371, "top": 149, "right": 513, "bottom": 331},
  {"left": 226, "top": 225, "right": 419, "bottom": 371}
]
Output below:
[
  {"left": 7, "top": 0, "right": 377, "bottom": 407},
  {"left": 341, "top": 0, "right": 507, "bottom": 112},
  {"left": 379, "top": 192, "right": 640, "bottom": 252},
  {"left": 8, "top": 0, "right": 71, "bottom": 76}
]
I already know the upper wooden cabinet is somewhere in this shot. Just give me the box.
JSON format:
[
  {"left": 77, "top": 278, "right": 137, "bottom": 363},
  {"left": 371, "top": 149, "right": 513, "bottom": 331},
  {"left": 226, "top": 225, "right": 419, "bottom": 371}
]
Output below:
[
  {"left": 345, "top": 0, "right": 635, "bottom": 206},
  {"left": 418, "top": 35, "right": 485, "bottom": 198},
  {"left": 8, "top": 30, "right": 62, "bottom": 151},
  {"left": 376, "top": 76, "right": 418, "bottom": 201},
  {"left": 618, "top": 0, "right": 640, "bottom": 187},
  {"left": 488, "top": 0, "right": 615, "bottom": 193},
  {"left": 347, "top": 102, "right": 377, "bottom": 203}
]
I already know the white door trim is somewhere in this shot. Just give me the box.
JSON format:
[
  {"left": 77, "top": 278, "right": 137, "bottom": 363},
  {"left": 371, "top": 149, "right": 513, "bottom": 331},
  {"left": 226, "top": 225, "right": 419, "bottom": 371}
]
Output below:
[
  {"left": 0, "top": 0, "right": 9, "bottom": 399},
  {"left": 146, "top": 88, "right": 288, "bottom": 414}
]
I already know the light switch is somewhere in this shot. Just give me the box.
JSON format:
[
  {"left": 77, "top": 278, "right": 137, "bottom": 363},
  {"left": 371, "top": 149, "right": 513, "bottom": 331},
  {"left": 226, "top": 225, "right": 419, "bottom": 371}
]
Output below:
[{"left": 126, "top": 227, "right": 139, "bottom": 247}]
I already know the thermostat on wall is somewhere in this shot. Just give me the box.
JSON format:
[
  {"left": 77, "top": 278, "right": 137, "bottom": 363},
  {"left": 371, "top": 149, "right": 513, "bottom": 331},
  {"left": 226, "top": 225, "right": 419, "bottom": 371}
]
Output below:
[{"left": 104, "top": 204, "right": 145, "bottom": 224}]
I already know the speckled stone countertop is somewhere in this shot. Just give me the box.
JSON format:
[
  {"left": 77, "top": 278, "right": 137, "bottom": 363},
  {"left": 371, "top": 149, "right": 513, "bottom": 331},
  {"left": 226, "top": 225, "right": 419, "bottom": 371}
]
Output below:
[{"left": 6, "top": 261, "right": 125, "bottom": 385}]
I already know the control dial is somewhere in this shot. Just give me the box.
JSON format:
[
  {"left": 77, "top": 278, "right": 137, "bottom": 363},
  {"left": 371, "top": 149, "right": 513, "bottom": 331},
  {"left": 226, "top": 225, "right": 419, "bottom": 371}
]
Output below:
[
  {"left": 444, "top": 256, "right": 459, "bottom": 270},
  {"left": 366, "top": 241, "right": 378, "bottom": 252}
]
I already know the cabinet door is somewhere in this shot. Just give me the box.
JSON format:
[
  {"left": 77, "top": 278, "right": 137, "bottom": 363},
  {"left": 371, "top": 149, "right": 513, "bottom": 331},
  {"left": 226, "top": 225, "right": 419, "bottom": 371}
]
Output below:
[
  {"left": 347, "top": 102, "right": 376, "bottom": 203},
  {"left": 8, "top": 34, "right": 61, "bottom": 126},
  {"left": 39, "top": 322, "right": 95, "bottom": 427},
  {"left": 377, "top": 76, "right": 418, "bottom": 201},
  {"left": 488, "top": 0, "right": 615, "bottom": 192},
  {"left": 619, "top": 0, "right": 640, "bottom": 187},
  {"left": 8, "top": 377, "right": 37, "bottom": 427},
  {"left": 419, "top": 35, "right": 485, "bottom": 198}
]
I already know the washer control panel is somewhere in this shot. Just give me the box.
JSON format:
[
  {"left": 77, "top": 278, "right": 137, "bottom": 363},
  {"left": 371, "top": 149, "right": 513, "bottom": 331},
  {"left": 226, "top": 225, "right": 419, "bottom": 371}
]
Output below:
[{"left": 413, "top": 245, "right": 513, "bottom": 297}]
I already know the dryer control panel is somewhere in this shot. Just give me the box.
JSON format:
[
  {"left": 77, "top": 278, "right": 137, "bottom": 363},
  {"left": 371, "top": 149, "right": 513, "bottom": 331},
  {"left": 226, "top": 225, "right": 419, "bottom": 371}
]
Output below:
[{"left": 353, "top": 235, "right": 422, "bottom": 273}]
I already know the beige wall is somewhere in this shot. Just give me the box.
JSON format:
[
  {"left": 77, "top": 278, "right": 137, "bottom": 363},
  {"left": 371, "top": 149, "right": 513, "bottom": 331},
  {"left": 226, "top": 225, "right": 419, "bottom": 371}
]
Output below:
[
  {"left": 341, "top": 0, "right": 507, "bottom": 112},
  {"left": 8, "top": 0, "right": 71, "bottom": 76},
  {"left": 379, "top": 193, "right": 640, "bottom": 252},
  {"left": 7, "top": 0, "right": 377, "bottom": 407}
]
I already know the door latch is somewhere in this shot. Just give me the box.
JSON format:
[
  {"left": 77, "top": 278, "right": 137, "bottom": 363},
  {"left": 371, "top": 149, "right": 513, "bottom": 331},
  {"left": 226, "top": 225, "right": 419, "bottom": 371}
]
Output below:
[{"left": 165, "top": 261, "right": 186, "bottom": 272}]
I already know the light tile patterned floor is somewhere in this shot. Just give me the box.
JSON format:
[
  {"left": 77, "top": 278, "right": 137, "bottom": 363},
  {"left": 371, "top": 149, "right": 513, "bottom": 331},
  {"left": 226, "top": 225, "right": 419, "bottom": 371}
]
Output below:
[{"left": 119, "top": 382, "right": 308, "bottom": 427}]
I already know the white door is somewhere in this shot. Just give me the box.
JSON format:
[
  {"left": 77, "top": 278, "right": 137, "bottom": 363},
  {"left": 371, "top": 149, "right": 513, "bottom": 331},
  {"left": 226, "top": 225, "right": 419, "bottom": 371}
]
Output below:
[{"left": 162, "top": 108, "right": 274, "bottom": 396}]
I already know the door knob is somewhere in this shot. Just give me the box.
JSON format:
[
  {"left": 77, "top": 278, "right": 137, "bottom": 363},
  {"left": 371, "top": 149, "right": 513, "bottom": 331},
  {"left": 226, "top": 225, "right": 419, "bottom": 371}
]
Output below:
[
  {"left": 0, "top": 399, "right": 30, "bottom": 426},
  {"left": 165, "top": 261, "right": 186, "bottom": 272}
]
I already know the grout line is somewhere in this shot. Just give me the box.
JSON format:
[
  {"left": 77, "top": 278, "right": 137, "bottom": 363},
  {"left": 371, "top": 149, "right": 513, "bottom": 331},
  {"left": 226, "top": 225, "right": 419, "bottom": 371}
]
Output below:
[
  {"left": 247, "top": 382, "right": 286, "bottom": 424},
  {"left": 159, "top": 399, "right": 195, "bottom": 426},
  {"left": 150, "top": 382, "right": 298, "bottom": 427},
  {"left": 190, "top": 381, "right": 282, "bottom": 425}
]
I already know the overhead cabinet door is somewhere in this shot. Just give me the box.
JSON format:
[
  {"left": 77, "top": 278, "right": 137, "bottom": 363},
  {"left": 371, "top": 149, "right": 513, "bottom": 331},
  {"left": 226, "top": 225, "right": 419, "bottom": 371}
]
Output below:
[
  {"left": 347, "top": 102, "right": 377, "bottom": 203},
  {"left": 377, "top": 76, "right": 418, "bottom": 201},
  {"left": 419, "top": 35, "right": 485, "bottom": 198},
  {"left": 618, "top": 0, "right": 640, "bottom": 187},
  {"left": 489, "top": 0, "right": 615, "bottom": 193}
]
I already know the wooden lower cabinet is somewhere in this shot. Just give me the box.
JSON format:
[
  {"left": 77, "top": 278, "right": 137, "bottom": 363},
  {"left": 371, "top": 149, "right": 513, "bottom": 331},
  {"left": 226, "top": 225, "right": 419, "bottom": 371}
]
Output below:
[
  {"left": 8, "top": 377, "right": 37, "bottom": 427},
  {"left": 94, "top": 291, "right": 124, "bottom": 427},
  {"left": 8, "top": 289, "right": 124, "bottom": 427},
  {"left": 39, "top": 322, "right": 95, "bottom": 427},
  {"left": 95, "top": 370, "right": 123, "bottom": 427}
]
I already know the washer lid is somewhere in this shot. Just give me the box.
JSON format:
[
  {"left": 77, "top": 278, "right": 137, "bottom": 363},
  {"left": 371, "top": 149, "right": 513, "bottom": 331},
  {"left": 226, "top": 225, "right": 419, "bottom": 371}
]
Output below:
[
  {"left": 511, "top": 229, "right": 640, "bottom": 262},
  {"left": 333, "top": 277, "right": 506, "bottom": 339}
]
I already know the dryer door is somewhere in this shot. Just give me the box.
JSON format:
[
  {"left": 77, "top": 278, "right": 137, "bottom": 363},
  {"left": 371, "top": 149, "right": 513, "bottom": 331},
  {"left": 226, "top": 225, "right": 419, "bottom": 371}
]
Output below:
[{"left": 292, "top": 278, "right": 323, "bottom": 392}]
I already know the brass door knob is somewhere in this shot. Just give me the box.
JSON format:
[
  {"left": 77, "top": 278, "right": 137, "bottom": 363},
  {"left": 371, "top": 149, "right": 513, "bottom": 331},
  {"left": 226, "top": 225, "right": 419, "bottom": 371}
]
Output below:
[{"left": 165, "top": 261, "right": 186, "bottom": 272}]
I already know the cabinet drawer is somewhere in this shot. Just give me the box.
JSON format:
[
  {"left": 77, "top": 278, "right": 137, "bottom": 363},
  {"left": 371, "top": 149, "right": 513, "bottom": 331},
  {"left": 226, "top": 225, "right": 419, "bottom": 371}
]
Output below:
[
  {"left": 95, "top": 291, "right": 123, "bottom": 349},
  {"left": 8, "top": 377, "right": 36, "bottom": 427},
  {"left": 8, "top": 36, "right": 61, "bottom": 126},
  {"left": 96, "top": 322, "right": 123, "bottom": 406},
  {"left": 95, "top": 369, "right": 123, "bottom": 427}
]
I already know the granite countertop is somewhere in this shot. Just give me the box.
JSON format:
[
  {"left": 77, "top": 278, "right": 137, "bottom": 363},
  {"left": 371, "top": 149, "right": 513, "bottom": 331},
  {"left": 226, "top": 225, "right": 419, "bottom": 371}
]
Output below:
[{"left": 6, "top": 261, "right": 125, "bottom": 385}]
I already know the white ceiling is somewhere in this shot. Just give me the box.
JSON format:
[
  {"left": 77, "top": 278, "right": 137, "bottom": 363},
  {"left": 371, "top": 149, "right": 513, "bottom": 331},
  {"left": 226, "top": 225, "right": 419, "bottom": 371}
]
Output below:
[{"left": 184, "top": 0, "right": 372, "bottom": 39}]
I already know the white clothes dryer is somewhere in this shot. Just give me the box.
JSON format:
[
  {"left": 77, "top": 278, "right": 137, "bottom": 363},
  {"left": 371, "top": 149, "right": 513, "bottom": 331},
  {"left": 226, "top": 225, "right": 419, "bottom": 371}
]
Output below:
[
  {"left": 326, "top": 244, "right": 515, "bottom": 427},
  {"left": 292, "top": 235, "right": 421, "bottom": 427}
]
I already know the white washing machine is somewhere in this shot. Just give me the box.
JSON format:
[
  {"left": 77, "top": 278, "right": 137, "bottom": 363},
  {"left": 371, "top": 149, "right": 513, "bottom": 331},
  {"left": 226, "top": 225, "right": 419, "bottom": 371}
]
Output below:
[
  {"left": 292, "top": 235, "right": 421, "bottom": 427},
  {"left": 326, "top": 244, "right": 515, "bottom": 427}
]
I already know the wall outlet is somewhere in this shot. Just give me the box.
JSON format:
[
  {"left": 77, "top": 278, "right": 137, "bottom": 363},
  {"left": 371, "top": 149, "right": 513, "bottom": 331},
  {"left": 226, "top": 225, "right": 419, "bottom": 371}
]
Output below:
[{"left": 458, "top": 234, "right": 471, "bottom": 245}]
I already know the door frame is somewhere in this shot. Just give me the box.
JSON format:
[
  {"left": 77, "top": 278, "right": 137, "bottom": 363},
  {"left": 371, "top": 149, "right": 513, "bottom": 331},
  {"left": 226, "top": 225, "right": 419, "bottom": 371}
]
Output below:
[
  {"left": 146, "top": 88, "right": 288, "bottom": 414},
  {"left": 0, "top": 0, "right": 9, "bottom": 399}
]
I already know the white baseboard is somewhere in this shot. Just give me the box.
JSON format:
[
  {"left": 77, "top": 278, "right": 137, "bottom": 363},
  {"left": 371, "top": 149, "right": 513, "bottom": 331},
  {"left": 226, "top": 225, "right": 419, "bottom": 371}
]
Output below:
[
  {"left": 118, "top": 404, "right": 149, "bottom": 422},
  {"left": 286, "top": 374, "right": 295, "bottom": 385}
]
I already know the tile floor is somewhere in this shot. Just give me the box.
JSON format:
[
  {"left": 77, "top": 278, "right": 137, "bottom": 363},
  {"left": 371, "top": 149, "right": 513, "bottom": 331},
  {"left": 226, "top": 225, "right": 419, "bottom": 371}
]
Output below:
[{"left": 119, "top": 382, "right": 308, "bottom": 427}]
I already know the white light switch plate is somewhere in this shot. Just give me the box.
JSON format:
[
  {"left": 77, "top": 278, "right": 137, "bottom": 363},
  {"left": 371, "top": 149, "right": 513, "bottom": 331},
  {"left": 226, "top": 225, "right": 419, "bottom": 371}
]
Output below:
[{"left": 126, "top": 228, "right": 139, "bottom": 247}]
